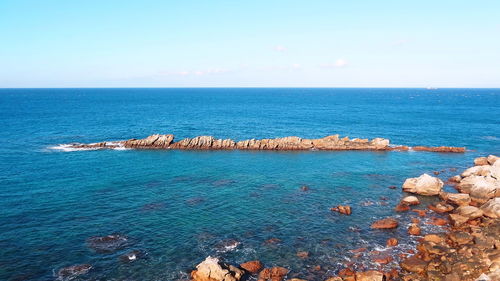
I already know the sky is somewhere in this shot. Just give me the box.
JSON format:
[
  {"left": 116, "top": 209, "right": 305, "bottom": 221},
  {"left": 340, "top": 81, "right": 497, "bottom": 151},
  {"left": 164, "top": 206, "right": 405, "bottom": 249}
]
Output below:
[{"left": 0, "top": 0, "right": 499, "bottom": 88}]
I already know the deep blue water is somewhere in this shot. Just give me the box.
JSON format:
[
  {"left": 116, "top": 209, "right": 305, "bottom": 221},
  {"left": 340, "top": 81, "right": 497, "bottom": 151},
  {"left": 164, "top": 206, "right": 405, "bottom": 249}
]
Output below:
[{"left": 0, "top": 88, "right": 499, "bottom": 281}]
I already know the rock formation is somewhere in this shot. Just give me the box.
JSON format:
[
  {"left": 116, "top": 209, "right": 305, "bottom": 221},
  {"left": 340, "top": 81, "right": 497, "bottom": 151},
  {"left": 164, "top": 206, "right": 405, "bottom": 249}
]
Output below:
[
  {"left": 61, "top": 133, "right": 467, "bottom": 152},
  {"left": 402, "top": 174, "right": 443, "bottom": 196},
  {"left": 191, "top": 256, "right": 244, "bottom": 281}
]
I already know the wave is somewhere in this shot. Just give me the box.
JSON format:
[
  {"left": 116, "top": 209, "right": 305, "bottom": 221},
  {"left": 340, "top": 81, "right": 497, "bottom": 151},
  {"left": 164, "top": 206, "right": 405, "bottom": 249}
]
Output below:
[{"left": 49, "top": 142, "right": 129, "bottom": 152}]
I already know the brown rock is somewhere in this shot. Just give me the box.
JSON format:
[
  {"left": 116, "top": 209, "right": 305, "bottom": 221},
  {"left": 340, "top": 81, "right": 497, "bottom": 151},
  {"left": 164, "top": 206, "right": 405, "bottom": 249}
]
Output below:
[
  {"left": 480, "top": 197, "right": 500, "bottom": 218},
  {"left": 412, "top": 209, "right": 427, "bottom": 217},
  {"left": 240, "top": 260, "right": 262, "bottom": 274},
  {"left": 412, "top": 146, "right": 465, "bottom": 153},
  {"left": 439, "top": 192, "right": 471, "bottom": 206},
  {"left": 400, "top": 256, "right": 428, "bottom": 273},
  {"left": 427, "top": 217, "right": 448, "bottom": 226},
  {"left": 296, "top": 251, "right": 309, "bottom": 259},
  {"left": 265, "top": 238, "right": 281, "bottom": 244},
  {"left": 408, "top": 224, "right": 421, "bottom": 235},
  {"left": 395, "top": 203, "right": 410, "bottom": 212},
  {"left": 449, "top": 214, "right": 469, "bottom": 226},
  {"left": 372, "top": 255, "right": 393, "bottom": 265},
  {"left": 331, "top": 205, "right": 352, "bottom": 215},
  {"left": 258, "top": 267, "right": 288, "bottom": 281},
  {"left": 428, "top": 201, "right": 454, "bottom": 213},
  {"left": 474, "top": 156, "right": 489, "bottom": 166},
  {"left": 386, "top": 238, "right": 398, "bottom": 247},
  {"left": 371, "top": 218, "right": 398, "bottom": 229},
  {"left": 455, "top": 205, "right": 483, "bottom": 220},
  {"left": 355, "top": 270, "right": 384, "bottom": 281}
]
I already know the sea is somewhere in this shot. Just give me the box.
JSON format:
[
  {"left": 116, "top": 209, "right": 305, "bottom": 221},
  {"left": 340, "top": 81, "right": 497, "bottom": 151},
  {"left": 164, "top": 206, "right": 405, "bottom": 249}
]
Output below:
[{"left": 0, "top": 88, "right": 499, "bottom": 281}]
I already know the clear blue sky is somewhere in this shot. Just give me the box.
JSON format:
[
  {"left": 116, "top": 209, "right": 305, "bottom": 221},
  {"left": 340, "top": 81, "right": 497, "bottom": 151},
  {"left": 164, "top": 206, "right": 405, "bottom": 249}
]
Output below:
[{"left": 1, "top": 0, "right": 499, "bottom": 87}]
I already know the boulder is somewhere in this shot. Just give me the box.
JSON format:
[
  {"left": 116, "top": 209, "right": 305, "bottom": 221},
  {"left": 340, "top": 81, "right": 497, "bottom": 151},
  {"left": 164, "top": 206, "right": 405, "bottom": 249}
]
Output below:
[
  {"left": 408, "top": 224, "right": 421, "bottom": 236},
  {"left": 449, "top": 214, "right": 469, "bottom": 226},
  {"left": 395, "top": 203, "right": 410, "bottom": 212},
  {"left": 240, "top": 260, "right": 262, "bottom": 274},
  {"left": 461, "top": 166, "right": 491, "bottom": 178},
  {"left": 401, "top": 196, "right": 420, "bottom": 205},
  {"left": 487, "top": 155, "right": 499, "bottom": 165},
  {"left": 475, "top": 157, "right": 489, "bottom": 166},
  {"left": 455, "top": 205, "right": 484, "bottom": 220},
  {"left": 428, "top": 201, "right": 454, "bottom": 213},
  {"left": 400, "top": 256, "right": 428, "bottom": 273},
  {"left": 456, "top": 175, "right": 499, "bottom": 203},
  {"left": 355, "top": 270, "right": 384, "bottom": 281},
  {"left": 386, "top": 238, "right": 399, "bottom": 247},
  {"left": 402, "top": 174, "right": 443, "bottom": 196},
  {"left": 439, "top": 192, "right": 471, "bottom": 206},
  {"left": 330, "top": 205, "right": 351, "bottom": 215},
  {"left": 371, "top": 218, "right": 398, "bottom": 229},
  {"left": 258, "top": 267, "right": 289, "bottom": 281},
  {"left": 480, "top": 198, "right": 500, "bottom": 218},
  {"left": 191, "top": 256, "right": 244, "bottom": 281}
]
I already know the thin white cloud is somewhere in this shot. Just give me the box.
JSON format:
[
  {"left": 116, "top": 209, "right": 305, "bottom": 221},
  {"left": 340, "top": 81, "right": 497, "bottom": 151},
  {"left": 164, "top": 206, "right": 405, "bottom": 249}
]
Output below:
[
  {"left": 319, "top": 59, "right": 348, "bottom": 68},
  {"left": 391, "top": 39, "right": 409, "bottom": 46},
  {"left": 274, "top": 45, "right": 287, "bottom": 52}
]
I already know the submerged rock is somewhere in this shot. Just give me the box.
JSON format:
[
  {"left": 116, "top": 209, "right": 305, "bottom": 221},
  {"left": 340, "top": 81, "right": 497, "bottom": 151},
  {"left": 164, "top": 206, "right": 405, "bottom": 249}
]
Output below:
[
  {"left": 57, "top": 264, "right": 92, "bottom": 280},
  {"left": 258, "top": 266, "right": 289, "bottom": 281},
  {"left": 371, "top": 218, "right": 398, "bottom": 229},
  {"left": 330, "top": 205, "right": 352, "bottom": 215},
  {"left": 87, "top": 234, "right": 129, "bottom": 252},
  {"left": 402, "top": 174, "right": 443, "bottom": 196},
  {"left": 239, "top": 260, "right": 262, "bottom": 274},
  {"left": 191, "top": 256, "right": 244, "bottom": 281}
]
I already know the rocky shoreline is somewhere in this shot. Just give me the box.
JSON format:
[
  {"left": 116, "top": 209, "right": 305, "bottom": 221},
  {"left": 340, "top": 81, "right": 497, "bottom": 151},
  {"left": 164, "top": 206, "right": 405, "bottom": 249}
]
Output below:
[
  {"left": 62, "top": 134, "right": 465, "bottom": 152},
  {"left": 56, "top": 154, "right": 498, "bottom": 281}
]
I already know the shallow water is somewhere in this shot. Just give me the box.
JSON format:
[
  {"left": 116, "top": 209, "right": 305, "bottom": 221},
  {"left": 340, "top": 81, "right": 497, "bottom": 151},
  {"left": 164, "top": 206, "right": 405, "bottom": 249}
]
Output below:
[{"left": 0, "top": 88, "right": 499, "bottom": 280}]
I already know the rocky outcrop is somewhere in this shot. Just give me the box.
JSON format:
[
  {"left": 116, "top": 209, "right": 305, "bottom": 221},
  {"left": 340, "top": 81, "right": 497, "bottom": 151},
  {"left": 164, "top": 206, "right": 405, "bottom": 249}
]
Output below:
[
  {"left": 257, "top": 266, "right": 288, "bottom": 281},
  {"left": 239, "top": 260, "right": 262, "bottom": 274},
  {"left": 60, "top": 134, "right": 467, "bottom": 152},
  {"left": 455, "top": 160, "right": 500, "bottom": 204},
  {"left": 191, "top": 256, "right": 244, "bottom": 281},
  {"left": 371, "top": 218, "right": 398, "bottom": 229},
  {"left": 402, "top": 174, "right": 443, "bottom": 196}
]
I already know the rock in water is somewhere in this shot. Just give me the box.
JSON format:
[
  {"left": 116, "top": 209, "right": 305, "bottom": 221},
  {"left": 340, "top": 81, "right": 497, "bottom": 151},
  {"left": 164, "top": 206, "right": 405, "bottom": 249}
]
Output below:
[
  {"left": 401, "top": 196, "right": 420, "bottom": 205},
  {"left": 371, "top": 218, "right": 398, "bottom": 229},
  {"left": 355, "top": 270, "right": 384, "bottom": 281},
  {"left": 258, "top": 267, "right": 289, "bottom": 281},
  {"left": 402, "top": 174, "right": 443, "bottom": 196},
  {"left": 191, "top": 256, "right": 244, "bottom": 281},
  {"left": 57, "top": 264, "right": 92, "bottom": 280},
  {"left": 239, "top": 260, "right": 262, "bottom": 274}
]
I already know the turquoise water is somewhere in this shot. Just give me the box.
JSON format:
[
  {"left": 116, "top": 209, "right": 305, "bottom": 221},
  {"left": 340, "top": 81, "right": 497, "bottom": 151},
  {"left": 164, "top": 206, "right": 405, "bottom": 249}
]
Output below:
[{"left": 0, "top": 88, "right": 499, "bottom": 280}]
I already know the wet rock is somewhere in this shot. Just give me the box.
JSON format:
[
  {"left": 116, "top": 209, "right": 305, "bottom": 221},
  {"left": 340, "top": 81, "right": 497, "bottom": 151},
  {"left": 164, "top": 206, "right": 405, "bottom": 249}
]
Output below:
[
  {"left": 296, "top": 251, "right": 309, "bottom": 259},
  {"left": 427, "top": 216, "right": 448, "bottom": 226},
  {"left": 258, "top": 266, "right": 289, "bottom": 281},
  {"left": 355, "top": 270, "right": 384, "bottom": 281},
  {"left": 331, "top": 205, "right": 352, "bottom": 215},
  {"left": 372, "top": 254, "right": 393, "bottom": 265},
  {"left": 448, "top": 175, "right": 462, "bottom": 184},
  {"left": 480, "top": 198, "right": 500, "bottom": 218},
  {"left": 429, "top": 201, "right": 454, "bottom": 213},
  {"left": 324, "top": 278, "right": 343, "bottom": 281},
  {"left": 402, "top": 196, "right": 420, "bottom": 205},
  {"left": 300, "top": 185, "right": 310, "bottom": 191},
  {"left": 412, "top": 146, "right": 466, "bottom": 153},
  {"left": 119, "top": 250, "right": 146, "bottom": 262},
  {"left": 408, "top": 224, "right": 421, "bottom": 235},
  {"left": 412, "top": 209, "right": 427, "bottom": 217},
  {"left": 386, "top": 238, "right": 398, "bottom": 247},
  {"left": 371, "top": 218, "right": 398, "bottom": 229},
  {"left": 191, "top": 256, "right": 244, "bottom": 281},
  {"left": 395, "top": 203, "right": 410, "bottom": 212},
  {"left": 57, "top": 264, "right": 92, "bottom": 280},
  {"left": 87, "top": 234, "right": 129, "bottom": 252},
  {"left": 400, "top": 256, "right": 428, "bottom": 273},
  {"left": 439, "top": 192, "right": 471, "bottom": 206},
  {"left": 424, "top": 233, "right": 446, "bottom": 244},
  {"left": 402, "top": 174, "right": 443, "bottom": 196},
  {"left": 240, "top": 260, "right": 262, "bottom": 274}
]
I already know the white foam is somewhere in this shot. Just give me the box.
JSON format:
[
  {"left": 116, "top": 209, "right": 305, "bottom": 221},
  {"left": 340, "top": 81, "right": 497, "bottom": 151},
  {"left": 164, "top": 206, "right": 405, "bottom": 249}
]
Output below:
[{"left": 49, "top": 144, "right": 101, "bottom": 152}]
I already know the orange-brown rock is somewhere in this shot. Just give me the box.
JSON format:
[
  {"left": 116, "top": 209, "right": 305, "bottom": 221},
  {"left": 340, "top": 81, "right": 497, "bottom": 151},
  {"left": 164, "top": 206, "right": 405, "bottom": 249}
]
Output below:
[
  {"left": 372, "top": 254, "right": 393, "bottom": 264},
  {"left": 428, "top": 201, "right": 454, "bottom": 213},
  {"left": 355, "top": 270, "right": 385, "bottom": 281},
  {"left": 371, "top": 218, "right": 398, "bottom": 229},
  {"left": 331, "top": 205, "right": 352, "bottom": 215},
  {"left": 427, "top": 217, "right": 448, "bottom": 226},
  {"left": 400, "top": 256, "right": 428, "bottom": 273},
  {"left": 408, "top": 224, "right": 421, "bottom": 235},
  {"left": 258, "top": 267, "right": 288, "bottom": 281},
  {"left": 63, "top": 134, "right": 467, "bottom": 153},
  {"left": 395, "top": 203, "right": 410, "bottom": 212},
  {"left": 240, "top": 260, "right": 262, "bottom": 274},
  {"left": 296, "top": 251, "right": 309, "bottom": 259},
  {"left": 412, "top": 146, "right": 466, "bottom": 153},
  {"left": 412, "top": 209, "right": 427, "bottom": 217},
  {"left": 386, "top": 238, "right": 399, "bottom": 247}
]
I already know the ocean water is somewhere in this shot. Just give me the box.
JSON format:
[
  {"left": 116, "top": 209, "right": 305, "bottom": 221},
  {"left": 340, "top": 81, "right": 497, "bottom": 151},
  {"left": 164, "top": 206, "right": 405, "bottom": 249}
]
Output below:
[{"left": 0, "top": 88, "right": 499, "bottom": 281}]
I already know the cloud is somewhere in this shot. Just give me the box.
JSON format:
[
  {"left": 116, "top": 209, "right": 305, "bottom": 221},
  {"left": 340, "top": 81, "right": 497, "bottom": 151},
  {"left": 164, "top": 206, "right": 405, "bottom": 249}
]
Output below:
[
  {"left": 319, "top": 59, "right": 348, "bottom": 68},
  {"left": 274, "top": 45, "right": 287, "bottom": 52},
  {"left": 158, "top": 68, "right": 229, "bottom": 77}
]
